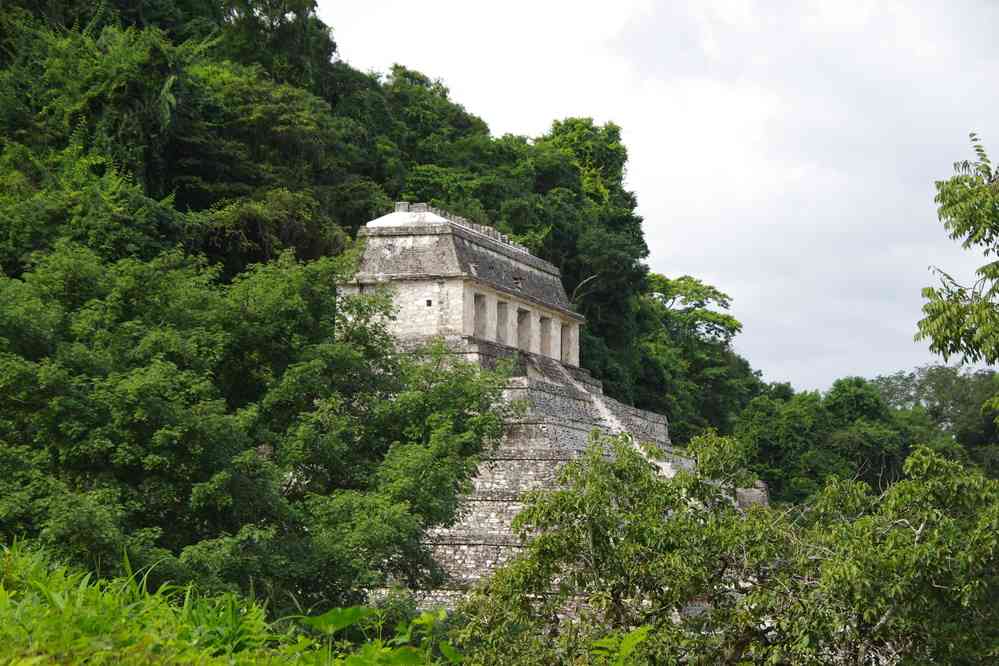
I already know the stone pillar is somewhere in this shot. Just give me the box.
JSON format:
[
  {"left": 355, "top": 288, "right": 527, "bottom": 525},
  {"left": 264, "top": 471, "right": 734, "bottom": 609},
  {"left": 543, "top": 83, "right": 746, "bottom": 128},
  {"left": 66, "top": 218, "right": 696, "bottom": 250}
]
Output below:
[
  {"left": 539, "top": 316, "right": 552, "bottom": 357},
  {"left": 529, "top": 310, "right": 541, "bottom": 355},
  {"left": 550, "top": 317, "right": 563, "bottom": 361},
  {"left": 516, "top": 307, "right": 532, "bottom": 352},
  {"left": 473, "top": 292, "right": 487, "bottom": 339},
  {"left": 495, "top": 300, "right": 510, "bottom": 345},
  {"left": 505, "top": 302, "right": 518, "bottom": 347},
  {"left": 462, "top": 283, "right": 475, "bottom": 336},
  {"left": 484, "top": 293, "right": 498, "bottom": 342},
  {"left": 562, "top": 322, "right": 579, "bottom": 366}
]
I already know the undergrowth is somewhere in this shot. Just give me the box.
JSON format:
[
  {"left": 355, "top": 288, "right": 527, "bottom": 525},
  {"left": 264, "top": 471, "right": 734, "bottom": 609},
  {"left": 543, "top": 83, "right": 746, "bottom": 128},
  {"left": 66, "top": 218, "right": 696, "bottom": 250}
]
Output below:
[{"left": 0, "top": 542, "right": 458, "bottom": 665}]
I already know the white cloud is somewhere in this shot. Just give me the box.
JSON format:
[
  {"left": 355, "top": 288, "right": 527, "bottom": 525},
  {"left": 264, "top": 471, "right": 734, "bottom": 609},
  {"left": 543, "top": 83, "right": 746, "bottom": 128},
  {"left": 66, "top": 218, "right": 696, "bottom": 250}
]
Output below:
[{"left": 318, "top": 0, "right": 997, "bottom": 389}]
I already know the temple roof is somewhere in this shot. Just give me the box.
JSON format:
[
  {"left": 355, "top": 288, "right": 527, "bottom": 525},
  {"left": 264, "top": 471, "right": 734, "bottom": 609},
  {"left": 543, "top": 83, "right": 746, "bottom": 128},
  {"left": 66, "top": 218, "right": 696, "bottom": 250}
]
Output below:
[{"left": 367, "top": 203, "right": 451, "bottom": 228}]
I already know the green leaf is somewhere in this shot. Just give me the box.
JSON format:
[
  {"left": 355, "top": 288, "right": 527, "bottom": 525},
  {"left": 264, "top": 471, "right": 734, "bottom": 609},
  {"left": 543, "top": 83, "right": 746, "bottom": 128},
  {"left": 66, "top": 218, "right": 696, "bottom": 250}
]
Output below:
[
  {"left": 614, "top": 626, "right": 651, "bottom": 664},
  {"left": 300, "top": 605, "right": 373, "bottom": 636},
  {"left": 439, "top": 641, "right": 463, "bottom": 663}
]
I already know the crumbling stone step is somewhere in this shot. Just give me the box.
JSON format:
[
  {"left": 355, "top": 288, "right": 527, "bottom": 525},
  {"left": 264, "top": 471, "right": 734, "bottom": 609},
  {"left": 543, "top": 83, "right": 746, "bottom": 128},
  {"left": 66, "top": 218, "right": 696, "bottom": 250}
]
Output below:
[
  {"left": 510, "top": 399, "right": 603, "bottom": 424},
  {"left": 449, "top": 500, "right": 524, "bottom": 527},
  {"left": 460, "top": 490, "right": 523, "bottom": 502},
  {"left": 482, "top": 447, "right": 579, "bottom": 461},
  {"left": 486, "top": 435, "right": 580, "bottom": 448},
  {"left": 472, "top": 459, "right": 561, "bottom": 492},
  {"left": 502, "top": 417, "right": 602, "bottom": 431},
  {"left": 498, "top": 421, "right": 608, "bottom": 454},
  {"left": 426, "top": 530, "right": 519, "bottom": 547},
  {"left": 429, "top": 543, "right": 522, "bottom": 585}
]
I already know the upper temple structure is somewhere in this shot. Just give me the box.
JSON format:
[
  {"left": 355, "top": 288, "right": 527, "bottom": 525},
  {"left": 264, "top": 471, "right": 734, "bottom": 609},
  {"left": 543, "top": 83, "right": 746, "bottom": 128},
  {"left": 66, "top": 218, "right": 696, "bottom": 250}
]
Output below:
[
  {"left": 342, "top": 204, "right": 763, "bottom": 606},
  {"left": 344, "top": 201, "right": 583, "bottom": 366}
]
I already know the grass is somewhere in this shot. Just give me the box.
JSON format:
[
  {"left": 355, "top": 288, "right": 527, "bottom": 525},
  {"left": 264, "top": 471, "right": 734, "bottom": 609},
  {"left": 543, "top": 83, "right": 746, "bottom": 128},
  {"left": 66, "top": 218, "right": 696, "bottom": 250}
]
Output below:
[
  {"left": 0, "top": 541, "right": 458, "bottom": 665},
  {"left": 0, "top": 541, "right": 291, "bottom": 664}
]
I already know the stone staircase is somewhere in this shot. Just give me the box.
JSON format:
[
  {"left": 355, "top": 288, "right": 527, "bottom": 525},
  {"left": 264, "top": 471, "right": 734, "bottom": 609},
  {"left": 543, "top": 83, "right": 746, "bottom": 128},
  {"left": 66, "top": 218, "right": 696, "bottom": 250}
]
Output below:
[{"left": 421, "top": 352, "right": 686, "bottom": 604}]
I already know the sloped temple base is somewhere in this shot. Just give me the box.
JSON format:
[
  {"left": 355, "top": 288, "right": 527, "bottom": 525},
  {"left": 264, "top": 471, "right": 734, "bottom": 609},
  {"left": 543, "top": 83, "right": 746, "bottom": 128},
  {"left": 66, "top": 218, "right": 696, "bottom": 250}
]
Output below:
[
  {"left": 417, "top": 341, "right": 690, "bottom": 606},
  {"left": 344, "top": 204, "right": 763, "bottom": 608}
]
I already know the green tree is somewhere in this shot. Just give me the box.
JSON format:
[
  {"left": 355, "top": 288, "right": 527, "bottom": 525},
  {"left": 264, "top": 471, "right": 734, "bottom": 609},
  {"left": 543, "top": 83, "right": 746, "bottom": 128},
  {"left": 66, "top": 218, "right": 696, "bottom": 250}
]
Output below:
[
  {"left": 0, "top": 244, "right": 508, "bottom": 612},
  {"left": 873, "top": 364, "right": 999, "bottom": 477},
  {"left": 917, "top": 133, "right": 999, "bottom": 363},
  {"left": 455, "top": 433, "right": 999, "bottom": 664},
  {"left": 735, "top": 377, "right": 925, "bottom": 503},
  {"left": 635, "top": 274, "right": 762, "bottom": 443}
]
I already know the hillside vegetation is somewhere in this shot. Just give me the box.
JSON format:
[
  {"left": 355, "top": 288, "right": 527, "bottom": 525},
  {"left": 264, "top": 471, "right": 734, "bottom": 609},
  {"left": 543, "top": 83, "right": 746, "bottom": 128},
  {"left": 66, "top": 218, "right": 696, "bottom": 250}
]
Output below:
[
  {"left": 0, "top": 0, "right": 765, "bottom": 444},
  {"left": 2, "top": 2, "right": 999, "bottom": 664}
]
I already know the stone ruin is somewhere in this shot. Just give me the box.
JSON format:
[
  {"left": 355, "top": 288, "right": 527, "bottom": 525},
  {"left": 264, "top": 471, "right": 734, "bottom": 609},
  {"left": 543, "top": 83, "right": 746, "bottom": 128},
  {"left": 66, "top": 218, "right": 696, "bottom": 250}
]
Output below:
[{"left": 341, "top": 203, "right": 764, "bottom": 606}]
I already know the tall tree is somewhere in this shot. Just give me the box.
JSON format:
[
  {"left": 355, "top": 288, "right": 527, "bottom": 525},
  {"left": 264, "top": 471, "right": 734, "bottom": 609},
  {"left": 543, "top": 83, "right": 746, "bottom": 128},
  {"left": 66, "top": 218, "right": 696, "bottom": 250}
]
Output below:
[
  {"left": 635, "top": 274, "right": 762, "bottom": 443},
  {"left": 455, "top": 433, "right": 999, "bottom": 664}
]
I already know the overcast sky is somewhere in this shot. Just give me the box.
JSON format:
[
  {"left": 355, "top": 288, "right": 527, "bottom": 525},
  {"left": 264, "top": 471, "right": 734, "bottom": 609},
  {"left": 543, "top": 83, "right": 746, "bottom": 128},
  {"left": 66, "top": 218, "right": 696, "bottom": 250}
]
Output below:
[{"left": 317, "top": 0, "right": 998, "bottom": 390}]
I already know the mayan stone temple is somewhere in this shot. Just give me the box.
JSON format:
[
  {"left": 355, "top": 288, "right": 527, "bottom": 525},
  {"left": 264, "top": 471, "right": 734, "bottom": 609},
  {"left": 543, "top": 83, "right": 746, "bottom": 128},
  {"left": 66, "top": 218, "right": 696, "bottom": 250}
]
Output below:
[{"left": 341, "top": 202, "right": 703, "bottom": 605}]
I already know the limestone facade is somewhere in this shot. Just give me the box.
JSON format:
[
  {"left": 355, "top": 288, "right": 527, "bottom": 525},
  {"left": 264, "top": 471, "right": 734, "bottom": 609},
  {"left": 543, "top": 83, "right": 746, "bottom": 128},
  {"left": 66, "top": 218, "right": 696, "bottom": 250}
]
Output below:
[{"left": 340, "top": 202, "right": 583, "bottom": 366}]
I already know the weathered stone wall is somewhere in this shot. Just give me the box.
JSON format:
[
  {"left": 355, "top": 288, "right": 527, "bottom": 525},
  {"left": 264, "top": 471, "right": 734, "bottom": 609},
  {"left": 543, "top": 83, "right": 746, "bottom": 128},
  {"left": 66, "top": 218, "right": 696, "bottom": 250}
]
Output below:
[{"left": 344, "top": 278, "right": 466, "bottom": 339}]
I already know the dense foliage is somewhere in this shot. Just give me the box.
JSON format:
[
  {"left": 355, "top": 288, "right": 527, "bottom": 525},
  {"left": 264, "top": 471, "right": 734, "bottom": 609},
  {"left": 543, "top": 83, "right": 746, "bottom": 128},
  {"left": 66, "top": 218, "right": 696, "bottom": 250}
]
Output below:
[
  {"left": 872, "top": 364, "right": 999, "bottom": 477},
  {"left": 0, "top": 0, "right": 763, "bottom": 444},
  {"left": 0, "top": 242, "right": 508, "bottom": 612},
  {"left": 735, "top": 377, "right": 925, "bottom": 503},
  {"left": 732, "top": 365, "right": 999, "bottom": 504},
  {"left": 455, "top": 433, "right": 999, "bottom": 664},
  {"left": 0, "top": 542, "right": 465, "bottom": 664},
  {"left": 0, "top": 2, "right": 521, "bottom": 613},
  {"left": 4, "top": 1, "right": 999, "bottom": 662}
]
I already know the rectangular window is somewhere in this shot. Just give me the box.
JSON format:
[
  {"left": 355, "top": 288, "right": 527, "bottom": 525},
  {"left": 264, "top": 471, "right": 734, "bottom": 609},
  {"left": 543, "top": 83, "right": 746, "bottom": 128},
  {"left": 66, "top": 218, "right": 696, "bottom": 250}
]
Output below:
[
  {"left": 496, "top": 301, "right": 508, "bottom": 344},
  {"left": 473, "top": 293, "right": 487, "bottom": 338},
  {"left": 540, "top": 316, "right": 552, "bottom": 357}
]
